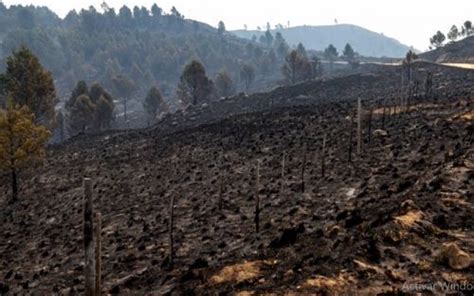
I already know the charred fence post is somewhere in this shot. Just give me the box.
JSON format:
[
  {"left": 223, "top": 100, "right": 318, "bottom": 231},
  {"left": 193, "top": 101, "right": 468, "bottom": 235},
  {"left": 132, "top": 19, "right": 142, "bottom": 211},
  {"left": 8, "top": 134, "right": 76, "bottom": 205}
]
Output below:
[
  {"left": 382, "top": 99, "right": 386, "bottom": 129},
  {"left": 218, "top": 153, "right": 225, "bottom": 211},
  {"left": 168, "top": 194, "right": 175, "bottom": 269},
  {"left": 348, "top": 114, "right": 354, "bottom": 162},
  {"left": 301, "top": 143, "right": 307, "bottom": 193},
  {"left": 388, "top": 97, "right": 393, "bottom": 118},
  {"left": 367, "top": 108, "right": 373, "bottom": 146},
  {"left": 95, "top": 212, "right": 102, "bottom": 295},
  {"left": 393, "top": 95, "right": 398, "bottom": 118},
  {"left": 425, "top": 71, "right": 433, "bottom": 102},
  {"left": 83, "top": 178, "right": 96, "bottom": 296},
  {"left": 280, "top": 153, "right": 286, "bottom": 193},
  {"left": 321, "top": 134, "right": 326, "bottom": 178},
  {"left": 400, "top": 68, "right": 405, "bottom": 111},
  {"left": 414, "top": 80, "right": 420, "bottom": 104},
  {"left": 357, "top": 97, "right": 362, "bottom": 156},
  {"left": 218, "top": 171, "right": 224, "bottom": 211},
  {"left": 255, "top": 160, "right": 261, "bottom": 234}
]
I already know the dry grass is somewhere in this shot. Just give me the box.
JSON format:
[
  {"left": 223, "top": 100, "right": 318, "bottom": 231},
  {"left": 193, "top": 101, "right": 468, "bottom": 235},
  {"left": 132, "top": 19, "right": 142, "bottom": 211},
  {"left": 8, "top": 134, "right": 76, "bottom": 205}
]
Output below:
[
  {"left": 353, "top": 259, "right": 384, "bottom": 274},
  {"left": 209, "top": 260, "right": 277, "bottom": 285},
  {"left": 448, "top": 109, "right": 474, "bottom": 122},
  {"left": 303, "top": 272, "right": 355, "bottom": 291},
  {"left": 460, "top": 110, "right": 474, "bottom": 121},
  {"left": 395, "top": 211, "right": 424, "bottom": 228},
  {"left": 235, "top": 292, "right": 255, "bottom": 296}
]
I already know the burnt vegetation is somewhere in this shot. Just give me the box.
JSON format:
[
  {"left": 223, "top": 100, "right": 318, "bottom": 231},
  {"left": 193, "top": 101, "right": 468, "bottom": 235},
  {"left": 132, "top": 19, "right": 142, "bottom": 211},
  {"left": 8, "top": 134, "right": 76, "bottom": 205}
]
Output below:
[
  {"left": 1, "top": 58, "right": 473, "bottom": 294},
  {"left": 0, "top": 3, "right": 474, "bottom": 295}
]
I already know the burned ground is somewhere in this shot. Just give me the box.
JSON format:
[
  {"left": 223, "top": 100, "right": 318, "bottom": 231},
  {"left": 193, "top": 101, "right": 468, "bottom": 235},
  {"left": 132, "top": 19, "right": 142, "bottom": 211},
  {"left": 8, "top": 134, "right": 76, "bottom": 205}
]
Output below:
[{"left": 0, "top": 63, "right": 473, "bottom": 295}]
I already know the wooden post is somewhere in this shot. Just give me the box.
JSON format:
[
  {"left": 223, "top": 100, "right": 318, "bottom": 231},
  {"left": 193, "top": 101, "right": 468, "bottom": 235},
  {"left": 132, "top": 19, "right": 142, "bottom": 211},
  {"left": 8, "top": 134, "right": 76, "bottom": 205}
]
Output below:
[
  {"left": 218, "top": 171, "right": 224, "bottom": 211},
  {"left": 168, "top": 195, "right": 175, "bottom": 269},
  {"left": 301, "top": 143, "right": 307, "bottom": 193},
  {"left": 218, "top": 152, "right": 225, "bottom": 211},
  {"left": 83, "top": 178, "right": 96, "bottom": 296},
  {"left": 357, "top": 98, "right": 362, "bottom": 155},
  {"left": 95, "top": 212, "right": 102, "bottom": 295},
  {"left": 321, "top": 135, "right": 326, "bottom": 178},
  {"left": 280, "top": 153, "right": 286, "bottom": 193},
  {"left": 367, "top": 108, "right": 373, "bottom": 146},
  {"left": 348, "top": 115, "right": 354, "bottom": 162},
  {"left": 382, "top": 99, "right": 386, "bottom": 129},
  {"left": 388, "top": 98, "right": 392, "bottom": 118},
  {"left": 255, "top": 160, "right": 260, "bottom": 234},
  {"left": 400, "top": 69, "right": 405, "bottom": 111}
]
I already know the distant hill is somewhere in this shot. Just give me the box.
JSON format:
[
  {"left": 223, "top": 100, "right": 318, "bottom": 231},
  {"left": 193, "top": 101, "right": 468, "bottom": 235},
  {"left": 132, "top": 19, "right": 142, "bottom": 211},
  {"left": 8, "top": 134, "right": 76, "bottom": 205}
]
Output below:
[
  {"left": 420, "top": 35, "right": 474, "bottom": 63},
  {"left": 0, "top": 4, "right": 283, "bottom": 100},
  {"left": 233, "top": 24, "right": 412, "bottom": 58}
]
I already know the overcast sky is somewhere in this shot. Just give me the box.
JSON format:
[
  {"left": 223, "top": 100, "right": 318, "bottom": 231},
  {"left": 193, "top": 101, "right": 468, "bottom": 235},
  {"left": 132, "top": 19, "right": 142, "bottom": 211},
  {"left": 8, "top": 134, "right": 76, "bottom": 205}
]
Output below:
[{"left": 3, "top": 0, "right": 473, "bottom": 50}]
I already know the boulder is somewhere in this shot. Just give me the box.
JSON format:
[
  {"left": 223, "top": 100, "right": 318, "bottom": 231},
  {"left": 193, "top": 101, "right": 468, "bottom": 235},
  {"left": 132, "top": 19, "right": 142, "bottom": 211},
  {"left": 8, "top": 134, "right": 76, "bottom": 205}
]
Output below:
[{"left": 436, "top": 242, "right": 472, "bottom": 270}]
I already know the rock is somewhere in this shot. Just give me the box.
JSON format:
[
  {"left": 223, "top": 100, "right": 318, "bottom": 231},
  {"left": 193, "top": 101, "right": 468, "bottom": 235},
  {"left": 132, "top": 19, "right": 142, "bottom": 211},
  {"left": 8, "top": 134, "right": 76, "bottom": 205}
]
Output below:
[
  {"left": 60, "top": 287, "right": 72, "bottom": 295},
  {"left": 373, "top": 129, "right": 388, "bottom": 137},
  {"left": 396, "top": 178, "right": 415, "bottom": 193},
  {"left": 190, "top": 258, "right": 208, "bottom": 269},
  {"left": 366, "top": 238, "right": 381, "bottom": 263},
  {"left": 0, "top": 282, "right": 10, "bottom": 294},
  {"left": 345, "top": 209, "right": 363, "bottom": 228},
  {"left": 110, "top": 285, "right": 120, "bottom": 294},
  {"left": 436, "top": 243, "right": 472, "bottom": 270},
  {"left": 326, "top": 225, "right": 341, "bottom": 238},
  {"left": 432, "top": 214, "right": 447, "bottom": 229},
  {"left": 14, "top": 272, "right": 23, "bottom": 280},
  {"left": 400, "top": 199, "right": 417, "bottom": 210},
  {"left": 4, "top": 270, "right": 13, "bottom": 280},
  {"left": 269, "top": 223, "right": 305, "bottom": 248},
  {"left": 427, "top": 176, "right": 443, "bottom": 192}
]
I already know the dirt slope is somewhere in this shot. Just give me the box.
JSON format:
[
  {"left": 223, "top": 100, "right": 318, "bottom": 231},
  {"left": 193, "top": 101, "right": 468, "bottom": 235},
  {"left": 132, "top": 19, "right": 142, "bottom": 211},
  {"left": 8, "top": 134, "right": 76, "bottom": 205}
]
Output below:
[{"left": 0, "top": 63, "right": 473, "bottom": 295}]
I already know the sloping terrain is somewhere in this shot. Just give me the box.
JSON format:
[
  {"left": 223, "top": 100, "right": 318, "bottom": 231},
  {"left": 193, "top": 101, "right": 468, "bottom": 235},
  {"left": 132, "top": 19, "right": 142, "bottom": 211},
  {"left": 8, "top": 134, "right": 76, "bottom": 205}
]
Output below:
[
  {"left": 0, "top": 63, "right": 473, "bottom": 295},
  {"left": 233, "top": 24, "right": 412, "bottom": 58},
  {"left": 421, "top": 35, "right": 474, "bottom": 63}
]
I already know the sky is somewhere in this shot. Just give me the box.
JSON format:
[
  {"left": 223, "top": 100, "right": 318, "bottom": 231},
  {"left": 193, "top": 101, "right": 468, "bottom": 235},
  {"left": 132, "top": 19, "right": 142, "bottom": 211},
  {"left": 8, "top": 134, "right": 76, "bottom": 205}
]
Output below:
[{"left": 3, "top": 0, "right": 473, "bottom": 51}]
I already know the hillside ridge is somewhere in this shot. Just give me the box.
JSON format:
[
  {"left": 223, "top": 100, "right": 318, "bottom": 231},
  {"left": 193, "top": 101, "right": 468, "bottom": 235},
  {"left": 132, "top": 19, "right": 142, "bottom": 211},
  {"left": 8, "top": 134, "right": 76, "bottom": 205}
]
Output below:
[{"left": 233, "top": 24, "right": 413, "bottom": 58}]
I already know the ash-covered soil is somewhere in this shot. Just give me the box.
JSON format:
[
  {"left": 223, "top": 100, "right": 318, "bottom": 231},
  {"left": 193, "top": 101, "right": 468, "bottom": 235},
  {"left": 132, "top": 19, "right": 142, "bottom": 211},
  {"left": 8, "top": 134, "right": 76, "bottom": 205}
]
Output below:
[{"left": 1, "top": 63, "right": 473, "bottom": 295}]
